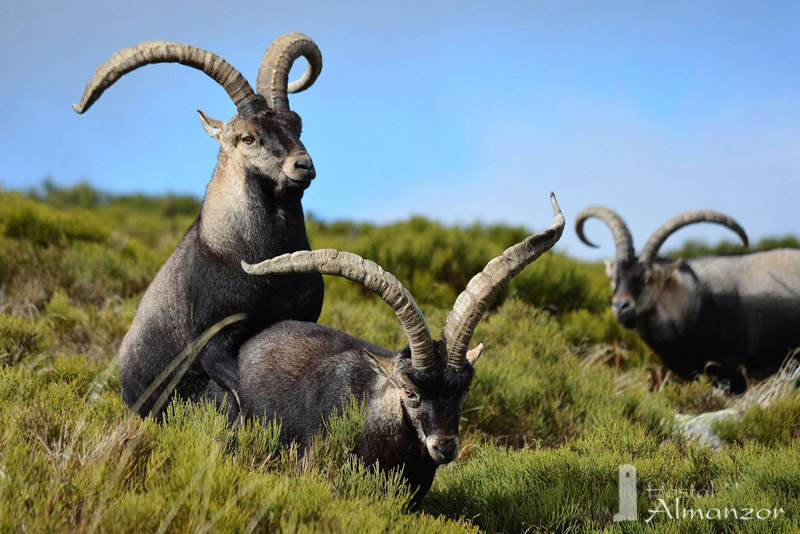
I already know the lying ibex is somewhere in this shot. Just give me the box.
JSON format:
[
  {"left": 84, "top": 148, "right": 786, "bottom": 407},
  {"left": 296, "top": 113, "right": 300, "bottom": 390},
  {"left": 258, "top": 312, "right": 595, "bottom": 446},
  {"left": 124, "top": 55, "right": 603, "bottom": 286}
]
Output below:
[
  {"left": 235, "top": 194, "right": 564, "bottom": 503},
  {"left": 577, "top": 207, "right": 800, "bottom": 392},
  {"left": 74, "top": 34, "right": 325, "bottom": 417}
]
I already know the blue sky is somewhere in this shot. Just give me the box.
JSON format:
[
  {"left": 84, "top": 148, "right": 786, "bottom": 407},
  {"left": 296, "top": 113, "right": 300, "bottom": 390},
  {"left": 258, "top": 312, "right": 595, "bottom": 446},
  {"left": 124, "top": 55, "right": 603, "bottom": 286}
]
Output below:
[{"left": 1, "top": 0, "right": 798, "bottom": 259}]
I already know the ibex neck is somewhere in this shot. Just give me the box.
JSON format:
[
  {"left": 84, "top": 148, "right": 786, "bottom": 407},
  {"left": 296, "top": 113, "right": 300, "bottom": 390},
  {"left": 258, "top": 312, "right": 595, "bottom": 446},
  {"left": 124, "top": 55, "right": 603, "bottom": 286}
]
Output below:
[{"left": 199, "top": 157, "right": 309, "bottom": 260}]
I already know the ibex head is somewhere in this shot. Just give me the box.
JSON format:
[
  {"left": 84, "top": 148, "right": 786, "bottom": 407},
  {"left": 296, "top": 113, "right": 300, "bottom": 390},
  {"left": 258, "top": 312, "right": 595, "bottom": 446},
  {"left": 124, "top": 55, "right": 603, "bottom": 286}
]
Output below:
[
  {"left": 243, "top": 193, "right": 565, "bottom": 464},
  {"left": 197, "top": 108, "right": 313, "bottom": 201},
  {"left": 74, "top": 33, "right": 322, "bottom": 200},
  {"left": 576, "top": 207, "right": 748, "bottom": 327},
  {"left": 363, "top": 341, "right": 484, "bottom": 463}
]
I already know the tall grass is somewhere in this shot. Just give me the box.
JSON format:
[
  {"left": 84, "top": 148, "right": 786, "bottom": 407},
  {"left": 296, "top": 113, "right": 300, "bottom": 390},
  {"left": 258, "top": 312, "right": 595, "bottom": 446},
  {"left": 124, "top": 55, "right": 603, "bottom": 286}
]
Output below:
[{"left": 0, "top": 183, "right": 798, "bottom": 532}]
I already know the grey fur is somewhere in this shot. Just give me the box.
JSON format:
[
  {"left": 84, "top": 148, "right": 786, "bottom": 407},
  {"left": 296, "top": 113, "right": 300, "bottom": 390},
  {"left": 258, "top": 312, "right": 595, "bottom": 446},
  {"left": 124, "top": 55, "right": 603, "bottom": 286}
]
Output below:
[
  {"left": 577, "top": 207, "right": 800, "bottom": 393},
  {"left": 233, "top": 195, "right": 564, "bottom": 504},
  {"left": 75, "top": 35, "right": 325, "bottom": 417}
]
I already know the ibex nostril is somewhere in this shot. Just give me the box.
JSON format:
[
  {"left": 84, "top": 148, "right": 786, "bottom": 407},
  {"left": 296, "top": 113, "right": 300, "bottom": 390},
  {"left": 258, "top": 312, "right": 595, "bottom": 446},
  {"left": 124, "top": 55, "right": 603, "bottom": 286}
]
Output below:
[
  {"left": 433, "top": 437, "right": 456, "bottom": 454},
  {"left": 613, "top": 301, "right": 630, "bottom": 312},
  {"left": 293, "top": 155, "right": 312, "bottom": 170}
]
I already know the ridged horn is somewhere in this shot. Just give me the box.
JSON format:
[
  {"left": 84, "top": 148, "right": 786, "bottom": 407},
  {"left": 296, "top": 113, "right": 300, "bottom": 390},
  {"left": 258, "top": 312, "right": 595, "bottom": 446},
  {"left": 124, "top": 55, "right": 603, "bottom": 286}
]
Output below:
[
  {"left": 575, "top": 206, "right": 635, "bottom": 262},
  {"left": 639, "top": 210, "right": 749, "bottom": 263},
  {"left": 441, "top": 193, "right": 565, "bottom": 370},
  {"left": 73, "top": 41, "right": 266, "bottom": 116},
  {"left": 242, "top": 250, "right": 435, "bottom": 370},
  {"left": 256, "top": 32, "right": 322, "bottom": 110}
]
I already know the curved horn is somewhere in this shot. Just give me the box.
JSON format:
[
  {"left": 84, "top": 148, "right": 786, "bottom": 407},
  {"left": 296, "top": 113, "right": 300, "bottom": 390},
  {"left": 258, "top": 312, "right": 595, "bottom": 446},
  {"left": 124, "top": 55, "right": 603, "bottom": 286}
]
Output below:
[
  {"left": 73, "top": 41, "right": 266, "bottom": 116},
  {"left": 242, "top": 250, "right": 435, "bottom": 370},
  {"left": 575, "top": 206, "right": 635, "bottom": 262},
  {"left": 256, "top": 32, "right": 322, "bottom": 110},
  {"left": 639, "top": 210, "right": 749, "bottom": 263},
  {"left": 441, "top": 193, "right": 565, "bottom": 370}
]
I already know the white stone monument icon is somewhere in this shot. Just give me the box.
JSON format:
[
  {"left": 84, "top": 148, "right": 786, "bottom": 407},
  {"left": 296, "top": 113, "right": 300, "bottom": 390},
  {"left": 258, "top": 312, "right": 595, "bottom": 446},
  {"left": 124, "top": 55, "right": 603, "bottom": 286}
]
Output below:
[{"left": 613, "top": 464, "right": 638, "bottom": 521}]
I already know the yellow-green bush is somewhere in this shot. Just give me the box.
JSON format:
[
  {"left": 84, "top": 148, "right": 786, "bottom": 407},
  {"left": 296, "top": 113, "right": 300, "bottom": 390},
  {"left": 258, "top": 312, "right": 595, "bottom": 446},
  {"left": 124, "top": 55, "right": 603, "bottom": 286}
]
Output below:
[
  {"left": 0, "top": 183, "right": 798, "bottom": 532},
  {"left": 0, "top": 313, "right": 51, "bottom": 365},
  {"left": 0, "top": 192, "right": 109, "bottom": 246}
]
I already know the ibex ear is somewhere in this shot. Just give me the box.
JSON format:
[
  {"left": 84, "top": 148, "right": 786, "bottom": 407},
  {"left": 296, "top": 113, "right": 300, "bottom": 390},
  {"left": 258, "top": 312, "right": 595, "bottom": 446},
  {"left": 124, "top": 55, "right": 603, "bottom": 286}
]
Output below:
[
  {"left": 647, "top": 261, "right": 680, "bottom": 286},
  {"left": 363, "top": 349, "right": 397, "bottom": 384},
  {"left": 604, "top": 258, "right": 619, "bottom": 290},
  {"left": 663, "top": 260, "right": 682, "bottom": 280},
  {"left": 198, "top": 110, "right": 223, "bottom": 144},
  {"left": 466, "top": 343, "right": 484, "bottom": 366},
  {"left": 645, "top": 264, "right": 663, "bottom": 284},
  {"left": 604, "top": 258, "right": 614, "bottom": 278}
]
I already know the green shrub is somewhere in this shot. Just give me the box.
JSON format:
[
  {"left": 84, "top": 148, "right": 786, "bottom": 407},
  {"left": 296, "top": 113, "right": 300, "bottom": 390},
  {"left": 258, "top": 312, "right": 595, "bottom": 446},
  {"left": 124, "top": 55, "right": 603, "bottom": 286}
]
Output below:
[
  {"left": 235, "top": 417, "right": 284, "bottom": 471},
  {"left": 0, "top": 192, "right": 109, "bottom": 246},
  {"left": 310, "top": 215, "right": 614, "bottom": 313},
  {"left": 305, "top": 397, "right": 366, "bottom": 479},
  {"left": 559, "top": 307, "right": 653, "bottom": 368},
  {"left": 714, "top": 391, "right": 800, "bottom": 447},
  {"left": 660, "top": 375, "right": 729, "bottom": 414},
  {"left": 43, "top": 289, "right": 90, "bottom": 334},
  {"left": 426, "top": 431, "right": 800, "bottom": 533},
  {"left": 667, "top": 235, "right": 800, "bottom": 260},
  {"left": 0, "top": 184, "right": 798, "bottom": 532},
  {"left": 0, "top": 313, "right": 50, "bottom": 365}
]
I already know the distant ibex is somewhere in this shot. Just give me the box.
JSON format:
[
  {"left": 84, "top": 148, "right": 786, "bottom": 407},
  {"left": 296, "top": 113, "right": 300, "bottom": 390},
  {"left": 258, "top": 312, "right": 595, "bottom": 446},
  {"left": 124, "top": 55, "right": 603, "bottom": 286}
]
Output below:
[
  {"left": 74, "top": 34, "right": 325, "bottom": 417},
  {"left": 232, "top": 194, "right": 564, "bottom": 504},
  {"left": 576, "top": 207, "right": 800, "bottom": 392}
]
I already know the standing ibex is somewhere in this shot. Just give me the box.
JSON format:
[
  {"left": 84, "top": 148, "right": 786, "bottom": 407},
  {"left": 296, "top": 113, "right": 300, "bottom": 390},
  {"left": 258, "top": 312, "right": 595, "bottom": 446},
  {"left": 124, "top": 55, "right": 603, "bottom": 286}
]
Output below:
[
  {"left": 576, "top": 207, "right": 800, "bottom": 392},
  {"left": 233, "top": 194, "right": 564, "bottom": 504},
  {"left": 74, "top": 34, "right": 325, "bottom": 417}
]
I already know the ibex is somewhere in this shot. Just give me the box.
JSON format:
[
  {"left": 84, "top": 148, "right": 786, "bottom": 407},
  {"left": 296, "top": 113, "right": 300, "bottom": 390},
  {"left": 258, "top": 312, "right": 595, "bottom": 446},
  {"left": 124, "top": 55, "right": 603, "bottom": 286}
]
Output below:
[
  {"left": 233, "top": 194, "right": 564, "bottom": 504},
  {"left": 74, "top": 34, "right": 325, "bottom": 417},
  {"left": 576, "top": 206, "right": 800, "bottom": 393}
]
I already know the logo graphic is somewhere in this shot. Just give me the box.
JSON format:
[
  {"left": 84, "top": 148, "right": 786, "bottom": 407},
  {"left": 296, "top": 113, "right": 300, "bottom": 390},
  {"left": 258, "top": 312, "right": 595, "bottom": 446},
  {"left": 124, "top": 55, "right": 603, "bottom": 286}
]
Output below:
[
  {"left": 613, "top": 464, "right": 638, "bottom": 521},
  {"left": 611, "top": 464, "right": 784, "bottom": 523}
]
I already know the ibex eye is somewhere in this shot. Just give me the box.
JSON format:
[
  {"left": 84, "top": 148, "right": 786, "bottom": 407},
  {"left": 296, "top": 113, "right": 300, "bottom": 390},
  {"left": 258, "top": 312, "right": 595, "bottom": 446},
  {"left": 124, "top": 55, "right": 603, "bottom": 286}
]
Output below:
[
  {"left": 403, "top": 386, "right": 417, "bottom": 399},
  {"left": 242, "top": 136, "right": 255, "bottom": 145}
]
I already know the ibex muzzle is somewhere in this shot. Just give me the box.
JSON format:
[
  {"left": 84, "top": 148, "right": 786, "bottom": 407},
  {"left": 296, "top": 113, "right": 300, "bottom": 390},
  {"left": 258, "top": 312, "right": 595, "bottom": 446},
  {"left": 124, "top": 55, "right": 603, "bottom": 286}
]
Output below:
[{"left": 283, "top": 152, "right": 315, "bottom": 183}]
